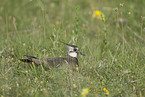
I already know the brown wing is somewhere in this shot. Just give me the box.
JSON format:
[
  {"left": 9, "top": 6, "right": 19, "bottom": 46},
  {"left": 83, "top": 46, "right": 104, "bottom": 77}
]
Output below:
[{"left": 20, "top": 55, "right": 41, "bottom": 65}]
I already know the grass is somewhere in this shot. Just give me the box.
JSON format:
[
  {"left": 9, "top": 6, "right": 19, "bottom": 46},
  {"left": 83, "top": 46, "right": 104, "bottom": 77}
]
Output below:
[{"left": 0, "top": 0, "right": 145, "bottom": 96}]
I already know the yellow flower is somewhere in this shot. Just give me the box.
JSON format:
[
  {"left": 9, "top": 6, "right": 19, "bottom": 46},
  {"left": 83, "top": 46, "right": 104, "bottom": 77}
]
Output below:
[
  {"left": 119, "top": 64, "right": 122, "bottom": 67},
  {"left": 106, "top": 90, "right": 109, "bottom": 95},
  {"left": 103, "top": 88, "right": 106, "bottom": 91},
  {"left": 40, "top": 81, "right": 43, "bottom": 84},
  {"left": 132, "top": 71, "right": 134, "bottom": 73},
  {"left": 5, "top": 78, "right": 8, "bottom": 80},
  {"left": 18, "top": 60, "right": 20, "bottom": 63},
  {"left": 131, "top": 76, "right": 133, "bottom": 78},
  {"left": 81, "top": 88, "right": 89, "bottom": 97},
  {"left": 9, "top": 87, "right": 12, "bottom": 90},
  {"left": 56, "top": 21, "right": 60, "bottom": 24},
  {"left": 47, "top": 81, "right": 48, "bottom": 83},
  {"left": 73, "top": 84, "right": 77, "bottom": 88},
  {"left": 117, "top": 89, "right": 119, "bottom": 91},
  {"left": 92, "top": 10, "right": 105, "bottom": 22},
  {"left": 75, "top": 67, "right": 79, "bottom": 70},
  {"left": 103, "top": 88, "right": 109, "bottom": 95},
  {"left": 92, "top": 10, "right": 102, "bottom": 19},
  {"left": 94, "top": 10, "right": 101, "bottom": 17}
]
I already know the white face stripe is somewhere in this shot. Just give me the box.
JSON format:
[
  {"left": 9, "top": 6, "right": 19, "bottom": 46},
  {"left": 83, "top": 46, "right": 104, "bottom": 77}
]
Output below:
[
  {"left": 67, "top": 46, "right": 74, "bottom": 51},
  {"left": 69, "top": 52, "right": 77, "bottom": 57},
  {"left": 67, "top": 46, "right": 79, "bottom": 57},
  {"left": 67, "top": 46, "right": 79, "bottom": 51}
]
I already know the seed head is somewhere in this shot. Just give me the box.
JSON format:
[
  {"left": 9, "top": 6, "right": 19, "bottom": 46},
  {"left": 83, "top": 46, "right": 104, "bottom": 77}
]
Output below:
[{"left": 120, "top": 3, "right": 123, "bottom": 7}]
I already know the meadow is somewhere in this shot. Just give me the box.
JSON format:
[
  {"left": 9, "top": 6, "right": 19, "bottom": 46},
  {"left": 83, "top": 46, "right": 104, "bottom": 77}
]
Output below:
[{"left": 0, "top": 0, "right": 145, "bottom": 96}]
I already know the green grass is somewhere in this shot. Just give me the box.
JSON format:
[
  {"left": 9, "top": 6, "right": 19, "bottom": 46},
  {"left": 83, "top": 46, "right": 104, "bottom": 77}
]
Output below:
[{"left": 0, "top": 0, "right": 145, "bottom": 96}]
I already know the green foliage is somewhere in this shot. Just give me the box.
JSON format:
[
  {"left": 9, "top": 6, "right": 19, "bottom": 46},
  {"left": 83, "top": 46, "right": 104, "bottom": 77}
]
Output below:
[{"left": 0, "top": 0, "right": 145, "bottom": 96}]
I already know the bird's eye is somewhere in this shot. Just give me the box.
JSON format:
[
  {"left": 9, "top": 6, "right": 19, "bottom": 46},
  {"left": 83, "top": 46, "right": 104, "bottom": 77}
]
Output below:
[
  {"left": 74, "top": 48, "right": 78, "bottom": 51},
  {"left": 74, "top": 49, "right": 77, "bottom": 51}
]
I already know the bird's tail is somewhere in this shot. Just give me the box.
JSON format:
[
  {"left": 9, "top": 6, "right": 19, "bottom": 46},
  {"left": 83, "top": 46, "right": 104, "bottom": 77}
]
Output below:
[{"left": 19, "top": 55, "right": 40, "bottom": 65}]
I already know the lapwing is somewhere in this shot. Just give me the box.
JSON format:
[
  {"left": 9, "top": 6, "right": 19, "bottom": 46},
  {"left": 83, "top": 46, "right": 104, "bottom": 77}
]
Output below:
[{"left": 19, "top": 42, "right": 85, "bottom": 69}]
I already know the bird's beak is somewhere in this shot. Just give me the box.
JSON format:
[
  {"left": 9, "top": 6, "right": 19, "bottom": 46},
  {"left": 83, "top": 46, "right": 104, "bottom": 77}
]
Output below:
[{"left": 78, "top": 51, "right": 85, "bottom": 56}]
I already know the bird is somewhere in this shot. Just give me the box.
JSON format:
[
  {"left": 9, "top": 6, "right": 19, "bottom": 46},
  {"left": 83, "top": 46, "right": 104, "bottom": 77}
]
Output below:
[{"left": 19, "top": 42, "right": 85, "bottom": 69}]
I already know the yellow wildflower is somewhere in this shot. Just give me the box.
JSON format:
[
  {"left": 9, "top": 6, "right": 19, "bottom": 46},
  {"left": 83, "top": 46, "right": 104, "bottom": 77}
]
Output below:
[
  {"left": 92, "top": 10, "right": 102, "bottom": 19},
  {"left": 81, "top": 88, "right": 89, "bottom": 97},
  {"left": 56, "top": 21, "right": 60, "bottom": 24},
  {"left": 119, "top": 64, "right": 122, "bottom": 67},
  {"left": 103, "top": 88, "right": 109, "bottom": 95},
  {"left": 9, "top": 87, "right": 12, "bottom": 90},
  {"left": 106, "top": 90, "right": 109, "bottom": 95},
  {"left": 47, "top": 81, "right": 48, "bottom": 83},
  {"left": 18, "top": 60, "right": 20, "bottom": 63},
  {"left": 92, "top": 10, "right": 105, "bottom": 22},
  {"left": 103, "top": 88, "right": 106, "bottom": 91},
  {"left": 73, "top": 84, "right": 77, "bottom": 88},
  {"left": 117, "top": 89, "right": 119, "bottom": 91},
  {"left": 5, "top": 78, "right": 8, "bottom": 80},
  {"left": 132, "top": 71, "right": 134, "bottom": 73},
  {"left": 75, "top": 67, "right": 79, "bottom": 70},
  {"left": 40, "top": 81, "right": 43, "bottom": 84},
  {"left": 94, "top": 10, "right": 101, "bottom": 18},
  {"left": 131, "top": 76, "right": 133, "bottom": 78}
]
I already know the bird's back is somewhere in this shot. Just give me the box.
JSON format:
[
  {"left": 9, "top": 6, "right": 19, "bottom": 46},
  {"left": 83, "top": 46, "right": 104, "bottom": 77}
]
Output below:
[{"left": 41, "top": 56, "right": 79, "bottom": 68}]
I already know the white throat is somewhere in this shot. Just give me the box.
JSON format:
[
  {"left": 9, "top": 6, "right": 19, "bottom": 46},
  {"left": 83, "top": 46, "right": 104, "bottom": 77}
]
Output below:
[{"left": 69, "top": 52, "right": 77, "bottom": 57}]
